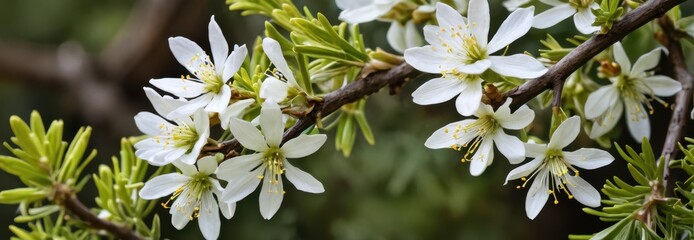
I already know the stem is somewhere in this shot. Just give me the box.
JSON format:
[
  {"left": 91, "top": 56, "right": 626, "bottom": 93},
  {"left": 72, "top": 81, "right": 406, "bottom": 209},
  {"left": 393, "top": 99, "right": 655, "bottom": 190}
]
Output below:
[
  {"left": 210, "top": 0, "right": 684, "bottom": 158},
  {"left": 54, "top": 184, "right": 142, "bottom": 240},
  {"left": 502, "top": 0, "right": 685, "bottom": 110},
  {"left": 657, "top": 16, "right": 694, "bottom": 190},
  {"left": 206, "top": 63, "right": 419, "bottom": 156}
]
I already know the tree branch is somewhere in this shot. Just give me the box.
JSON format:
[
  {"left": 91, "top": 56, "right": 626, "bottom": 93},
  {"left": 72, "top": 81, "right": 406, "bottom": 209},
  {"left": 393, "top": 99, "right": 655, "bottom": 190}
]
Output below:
[
  {"left": 207, "top": 62, "right": 419, "bottom": 155},
  {"left": 54, "top": 184, "right": 142, "bottom": 240},
  {"left": 657, "top": 16, "right": 694, "bottom": 189},
  {"left": 502, "top": 0, "right": 685, "bottom": 110},
  {"left": 210, "top": 0, "right": 684, "bottom": 158}
]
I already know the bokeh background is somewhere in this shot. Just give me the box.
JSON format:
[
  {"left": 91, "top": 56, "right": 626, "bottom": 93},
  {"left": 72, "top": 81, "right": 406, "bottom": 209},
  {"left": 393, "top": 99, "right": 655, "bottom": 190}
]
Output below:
[{"left": 0, "top": 0, "right": 693, "bottom": 239}]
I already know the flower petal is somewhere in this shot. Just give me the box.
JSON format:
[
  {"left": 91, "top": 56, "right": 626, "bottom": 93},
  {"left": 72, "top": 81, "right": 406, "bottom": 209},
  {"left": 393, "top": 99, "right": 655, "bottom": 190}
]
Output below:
[
  {"left": 412, "top": 77, "right": 467, "bottom": 105},
  {"left": 499, "top": 104, "right": 535, "bottom": 130},
  {"left": 494, "top": 131, "right": 525, "bottom": 164},
  {"left": 223, "top": 44, "right": 248, "bottom": 81},
  {"left": 173, "top": 160, "right": 198, "bottom": 176},
  {"left": 404, "top": 20, "right": 424, "bottom": 50},
  {"left": 488, "top": 54, "right": 547, "bottom": 79},
  {"left": 204, "top": 85, "right": 231, "bottom": 113},
  {"left": 624, "top": 99, "right": 650, "bottom": 142},
  {"left": 208, "top": 16, "right": 228, "bottom": 75},
  {"left": 168, "top": 36, "right": 206, "bottom": 75},
  {"left": 404, "top": 46, "right": 449, "bottom": 74},
  {"left": 284, "top": 160, "right": 324, "bottom": 193},
  {"left": 134, "top": 112, "right": 170, "bottom": 136},
  {"left": 220, "top": 98, "right": 255, "bottom": 130},
  {"left": 143, "top": 87, "right": 187, "bottom": 118},
  {"left": 216, "top": 153, "right": 263, "bottom": 181},
  {"left": 170, "top": 201, "right": 193, "bottom": 230},
  {"left": 228, "top": 118, "right": 268, "bottom": 152},
  {"left": 263, "top": 38, "right": 298, "bottom": 87},
  {"left": 222, "top": 166, "right": 264, "bottom": 203},
  {"left": 387, "top": 22, "right": 407, "bottom": 53},
  {"left": 197, "top": 156, "right": 218, "bottom": 175},
  {"left": 531, "top": 4, "right": 574, "bottom": 29},
  {"left": 259, "top": 101, "right": 284, "bottom": 147},
  {"left": 566, "top": 175, "right": 601, "bottom": 207},
  {"left": 525, "top": 169, "right": 549, "bottom": 219},
  {"left": 338, "top": 3, "right": 391, "bottom": 23},
  {"left": 643, "top": 75, "right": 681, "bottom": 96},
  {"left": 505, "top": 157, "right": 543, "bottom": 184},
  {"left": 260, "top": 77, "right": 290, "bottom": 103},
  {"left": 573, "top": 8, "right": 600, "bottom": 34},
  {"left": 564, "top": 148, "right": 614, "bottom": 169},
  {"left": 455, "top": 59, "right": 492, "bottom": 75},
  {"left": 166, "top": 94, "right": 212, "bottom": 119},
  {"left": 589, "top": 99, "right": 623, "bottom": 139},
  {"left": 198, "top": 191, "right": 221, "bottom": 240},
  {"left": 219, "top": 200, "right": 236, "bottom": 220},
  {"left": 455, "top": 78, "right": 484, "bottom": 116},
  {"left": 150, "top": 78, "right": 206, "bottom": 98},
  {"left": 469, "top": 137, "right": 494, "bottom": 176},
  {"left": 435, "top": 2, "right": 467, "bottom": 31},
  {"left": 139, "top": 173, "right": 188, "bottom": 199},
  {"left": 424, "top": 119, "right": 477, "bottom": 149},
  {"left": 630, "top": 48, "right": 662, "bottom": 77},
  {"left": 548, "top": 116, "right": 580, "bottom": 149},
  {"left": 259, "top": 168, "right": 284, "bottom": 219},
  {"left": 467, "top": 0, "right": 489, "bottom": 47},
  {"left": 612, "top": 42, "right": 631, "bottom": 75},
  {"left": 282, "top": 134, "right": 327, "bottom": 158},
  {"left": 584, "top": 85, "right": 619, "bottom": 119},
  {"left": 525, "top": 143, "right": 547, "bottom": 158},
  {"left": 487, "top": 6, "right": 535, "bottom": 53}
]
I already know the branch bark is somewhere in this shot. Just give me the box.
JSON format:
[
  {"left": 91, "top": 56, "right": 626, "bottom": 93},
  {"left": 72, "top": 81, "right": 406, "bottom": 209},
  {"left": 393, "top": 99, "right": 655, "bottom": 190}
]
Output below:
[
  {"left": 207, "top": 62, "right": 419, "bottom": 155},
  {"left": 657, "top": 16, "right": 694, "bottom": 190},
  {"left": 54, "top": 184, "right": 142, "bottom": 240},
  {"left": 502, "top": 0, "right": 685, "bottom": 110}
]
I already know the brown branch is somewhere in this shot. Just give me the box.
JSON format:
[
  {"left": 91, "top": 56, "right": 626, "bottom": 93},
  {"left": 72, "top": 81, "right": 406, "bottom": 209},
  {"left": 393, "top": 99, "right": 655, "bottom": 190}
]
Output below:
[
  {"left": 210, "top": 0, "right": 684, "bottom": 157},
  {"left": 54, "top": 184, "right": 142, "bottom": 240},
  {"left": 502, "top": 0, "right": 685, "bottom": 110},
  {"left": 207, "top": 63, "right": 419, "bottom": 155},
  {"left": 656, "top": 16, "right": 694, "bottom": 190}
]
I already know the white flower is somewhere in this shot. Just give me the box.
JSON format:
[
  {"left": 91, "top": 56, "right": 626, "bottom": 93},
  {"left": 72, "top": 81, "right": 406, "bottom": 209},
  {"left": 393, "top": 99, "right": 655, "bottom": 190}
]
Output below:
[
  {"left": 585, "top": 42, "right": 681, "bottom": 142},
  {"left": 259, "top": 38, "right": 303, "bottom": 103},
  {"left": 386, "top": 20, "right": 424, "bottom": 53},
  {"left": 336, "top": 0, "right": 402, "bottom": 24},
  {"left": 405, "top": 2, "right": 546, "bottom": 115},
  {"left": 336, "top": 0, "right": 425, "bottom": 53},
  {"left": 134, "top": 89, "right": 210, "bottom": 166},
  {"left": 531, "top": 0, "right": 600, "bottom": 34},
  {"left": 219, "top": 99, "right": 255, "bottom": 130},
  {"left": 425, "top": 99, "right": 535, "bottom": 176},
  {"left": 139, "top": 156, "right": 234, "bottom": 240},
  {"left": 505, "top": 116, "right": 614, "bottom": 219},
  {"left": 216, "top": 101, "right": 326, "bottom": 219},
  {"left": 150, "top": 16, "right": 248, "bottom": 119},
  {"left": 503, "top": 0, "right": 531, "bottom": 11}
]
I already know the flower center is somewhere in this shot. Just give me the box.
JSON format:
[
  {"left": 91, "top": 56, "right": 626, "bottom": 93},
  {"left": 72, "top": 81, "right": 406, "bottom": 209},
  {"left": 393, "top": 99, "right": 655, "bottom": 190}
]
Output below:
[
  {"left": 262, "top": 148, "right": 286, "bottom": 195},
  {"left": 162, "top": 174, "right": 212, "bottom": 220},
  {"left": 437, "top": 24, "right": 488, "bottom": 67},
  {"left": 171, "top": 125, "right": 199, "bottom": 150},
  {"left": 516, "top": 148, "right": 580, "bottom": 205},
  {"left": 446, "top": 114, "right": 499, "bottom": 162},
  {"left": 189, "top": 53, "right": 224, "bottom": 94},
  {"left": 615, "top": 75, "right": 667, "bottom": 118}
]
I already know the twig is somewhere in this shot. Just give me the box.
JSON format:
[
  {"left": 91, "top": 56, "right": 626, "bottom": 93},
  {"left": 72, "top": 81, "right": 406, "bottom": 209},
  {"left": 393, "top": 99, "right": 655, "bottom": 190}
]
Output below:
[
  {"left": 502, "top": 0, "right": 685, "bottom": 110},
  {"left": 206, "top": 63, "right": 419, "bottom": 156},
  {"left": 54, "top": 184, "right": 142, "bottom": 240},
  {"left": 657, "top": 16, "right": 694, "bottom": 190}
]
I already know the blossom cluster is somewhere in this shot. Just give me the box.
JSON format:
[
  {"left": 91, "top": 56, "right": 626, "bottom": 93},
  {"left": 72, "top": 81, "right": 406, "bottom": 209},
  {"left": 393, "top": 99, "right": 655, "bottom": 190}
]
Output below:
[
  {"left": 130, "top": 0, "right": 687, "bottom": 238},
  {"left": 134, "top": 16, "right": 327, "bottom": 239}
]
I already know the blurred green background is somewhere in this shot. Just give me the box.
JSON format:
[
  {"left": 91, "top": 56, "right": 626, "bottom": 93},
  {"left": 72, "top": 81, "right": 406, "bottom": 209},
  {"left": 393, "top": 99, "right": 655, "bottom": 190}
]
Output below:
[{"left": 0, "top": 0, "right": 692, "bottom": 239}]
